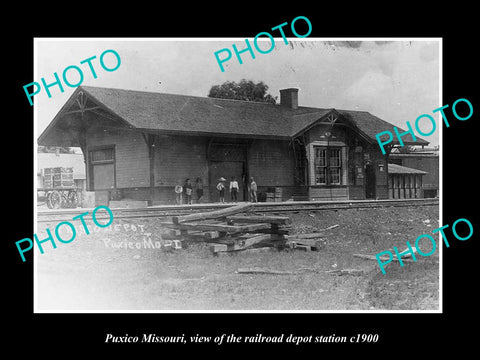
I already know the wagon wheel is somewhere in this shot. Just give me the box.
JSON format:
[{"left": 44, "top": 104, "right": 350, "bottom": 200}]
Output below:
[
  {"left": 46, "top": 191, "right": 62, "bottom": 209},
  {"left": 67, "top": 190, "right": 78, "bottom": 208},
  {"left": 46, "top": 192, "right": 53, "bottom": 209}
]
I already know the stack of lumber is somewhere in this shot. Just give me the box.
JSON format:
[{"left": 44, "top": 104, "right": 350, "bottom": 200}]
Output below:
[
  {"left": 161, "top": 203, "right": 287, "bottom": 254},
  {"left": 160, "top": 203, "right": 325, "bottom": 254}
]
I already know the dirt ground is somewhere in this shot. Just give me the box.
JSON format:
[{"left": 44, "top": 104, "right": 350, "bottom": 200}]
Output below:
[{"left": 35, "top": 204, "right": 439, "bottom": 311}]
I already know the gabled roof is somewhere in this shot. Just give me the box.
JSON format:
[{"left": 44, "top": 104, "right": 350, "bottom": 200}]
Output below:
[
  {"left": 78, "top": 86, "right": 295, "bottom": 138},
  {"left": 38, "top": 86, "right": 428, "bottom": 146}
]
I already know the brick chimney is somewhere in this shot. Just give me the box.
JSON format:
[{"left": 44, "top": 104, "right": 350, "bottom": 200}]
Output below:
[{"left": 279, "top": 88, "right": 299, "bottom": 109}]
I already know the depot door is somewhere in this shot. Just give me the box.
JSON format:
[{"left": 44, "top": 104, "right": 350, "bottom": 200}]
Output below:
[
  {"left": 88, "top": 147, "right": 116, "bottom": 190},
  {"left": 365, "top": 164, "right": 376, "bottom": 199},
  {"left": 209, "top": 161, "right": 245, "bottom": 202}
]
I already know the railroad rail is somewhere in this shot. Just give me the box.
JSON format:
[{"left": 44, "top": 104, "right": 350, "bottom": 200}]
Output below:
[{"left": 37, "top": 198, "right": 439, "bottom": 223}]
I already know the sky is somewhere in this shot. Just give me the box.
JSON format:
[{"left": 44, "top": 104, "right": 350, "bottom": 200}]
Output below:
[{"left": 35, "top": 38, "right": 441, "bottom": 146}]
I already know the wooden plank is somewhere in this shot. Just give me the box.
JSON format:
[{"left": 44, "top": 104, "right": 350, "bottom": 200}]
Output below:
[
  {"left": 232, "top": 247, "right": 277, "bottom": 255},
  {"left": 211, "top": 234, "right": 284, "bottom": 253},
  {"left": 240, "top": 234, "right": 272, "bottom": 248},
  {"left": 236, "top": 266, "right": 367, "bottom": 275},
  {"left": 293, "top": 244, "right": 312, "bottom": 251},
  {"left": 172, "top": 203, "right": 252, "bottom": 224},
  {"left": 353, "top": 253, "right": 416, "bottom": 263},
  {"left": 241, "top": 234, "right": 286, "bottom": 250},
  {"left": 210, "top": 244, "right": 228, "bottom": 253},
  {"left": 176, "top": 230, "right": 206, "bottom": 238},
  {"left": 322, "top": 224, "right": 339, "bottom": 231},
  {"left": 286, "top": 238, "right": 325, "bottom": 250},
  {"left": 160, "top": 219, "right": 225, "bottom": 228},
  {"left": 236, "top": 267, "right": 294, "bottom": 275},
  {"left": 286, "top": 238, "right": 324, "bottom": 247},
  {"left": 205, "top": 238, "right": 236, "bottom": 245},
  {"left": 254, "top": 228, "right": 290, "bottom": 235},
  {"left": 203, "top": 231, "right": 221, "bottom": 240},
  {"left": 226, "top": 215, "right": 292, "bottom": 225},
  {"left": 210, "top": 243, "right": 247, "bottom": 253},
  {"left": 326, "top": 269, "right": 365, "bottom": 276},
  {"left": 286, "top": 233, "right": 324, "bottom": 240},
  {"left": 235, "top": 233, "right": 285, "bottom": 241}
]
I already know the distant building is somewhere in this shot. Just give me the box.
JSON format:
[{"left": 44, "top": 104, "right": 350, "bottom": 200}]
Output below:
[
  {"left": 387, "top": 163, "right": 427, "bottom": 199},
  {"left": 38, "top": 86, "right": 428, "bottom": 205},
  {"left": 389, "top": 147, "right": 439, "bottom": 198}
]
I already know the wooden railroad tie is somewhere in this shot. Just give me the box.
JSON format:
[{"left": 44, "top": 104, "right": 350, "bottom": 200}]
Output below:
[
  {"left": 171, "top": 203, "right": 252, "bottom": 224},
  {"left": 163, "top": 203, "right": 327, "bottom": 254}
]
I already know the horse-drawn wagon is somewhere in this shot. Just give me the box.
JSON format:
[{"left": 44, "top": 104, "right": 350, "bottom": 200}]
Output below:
[{"left": 38, "top": 167, "right": 79, "bottom": 209}]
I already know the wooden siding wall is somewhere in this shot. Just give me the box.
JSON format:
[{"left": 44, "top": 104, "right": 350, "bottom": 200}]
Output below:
[
  {"left": 309, "top": 186, "right": 349, "bottom": 200},
  {"left": 155, "top": 135, "right": 208, "bottom": 185},
  {"left": 86, "top": 129, "right": 295, "bottom": 204},
  {"left": 248, "top": 139, "right": 295, "bottom": 187},
  {"left": 154, "top": 135, "right": 210, "bottom": 203},
  {"left": 370, "top": 147, "right": 388, "bottom": 199},
  {"left": 86, "top": 126, "right": 149, "bottom": 188},
  {"left": 348, "top": 185, "right": 365, "bottom": 200}
]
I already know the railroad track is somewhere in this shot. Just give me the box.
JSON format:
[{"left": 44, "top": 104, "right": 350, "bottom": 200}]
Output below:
[{"left": 37, "top": 198, "right": 439, "bottom": 223}]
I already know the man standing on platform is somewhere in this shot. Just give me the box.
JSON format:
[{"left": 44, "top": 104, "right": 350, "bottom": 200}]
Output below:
[
  {"left": 229, "top": 176, "right": 239, "bottom": 202},
  {"left": 249, "top": 176, "right": 257, "bottom": 202}
]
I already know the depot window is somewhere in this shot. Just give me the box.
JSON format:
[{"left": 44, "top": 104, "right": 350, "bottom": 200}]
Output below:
[
  {"left": 90, "top": 147, "right": 115, "bottom": 164},
  {"left": 313, "top": 146, "right": 343, "bottom": 185}
]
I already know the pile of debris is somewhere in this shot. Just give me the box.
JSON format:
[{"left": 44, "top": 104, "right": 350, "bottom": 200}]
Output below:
[{"left": 161, "top": 203, "right": 325, "bottom": 254}]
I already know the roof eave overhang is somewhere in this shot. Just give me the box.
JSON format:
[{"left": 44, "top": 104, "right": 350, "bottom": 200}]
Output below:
[
  {"left": 390, "top": 139, "right": 430, "bottom": 146},
  {"left": 37, "top": 87, "right": 134, "bottom": 147},
  {"left": 136, "top": 127, "right": 291, "bottom": 141},
  {"left": 291, "top": 109, "right": 374, "bottom": 144}
]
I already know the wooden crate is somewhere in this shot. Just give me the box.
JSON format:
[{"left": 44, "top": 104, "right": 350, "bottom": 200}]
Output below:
[
  {"left": 43, "top": 167, "right": 74, "bottom": 188},
  {"left": 266, "top": 192, "right": 275, "bottom": 202},
  {"left": 274, "top": 187, "right": 282, "bottom": 201},
  {"left": 44, "top": 167, "right": 73, "bottom": 174}
]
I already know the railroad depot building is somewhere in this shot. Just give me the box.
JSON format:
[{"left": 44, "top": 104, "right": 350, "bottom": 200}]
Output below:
[{"left": 38, "top": 86, "right": 428, "bottom": 205}]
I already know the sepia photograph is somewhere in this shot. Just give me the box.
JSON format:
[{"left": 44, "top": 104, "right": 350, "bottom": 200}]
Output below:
[{"left": 33, "top": 38, "right": 441, "bottom": 312}]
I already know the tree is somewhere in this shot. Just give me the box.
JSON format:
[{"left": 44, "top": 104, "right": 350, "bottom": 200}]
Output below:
[{"left": 208, "top": 79, "right": 277, "bottom": 104}]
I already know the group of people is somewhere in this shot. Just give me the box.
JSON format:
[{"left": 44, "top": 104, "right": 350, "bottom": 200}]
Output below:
[
  {"left": 174, "top": 177, "right": 203, "bottom": 205},
  {"left": 174, "top": 176, "right": 257, "bottom": 204},
  {"left": 215, "top": 176, "right": 257, "bottom": 203}
]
